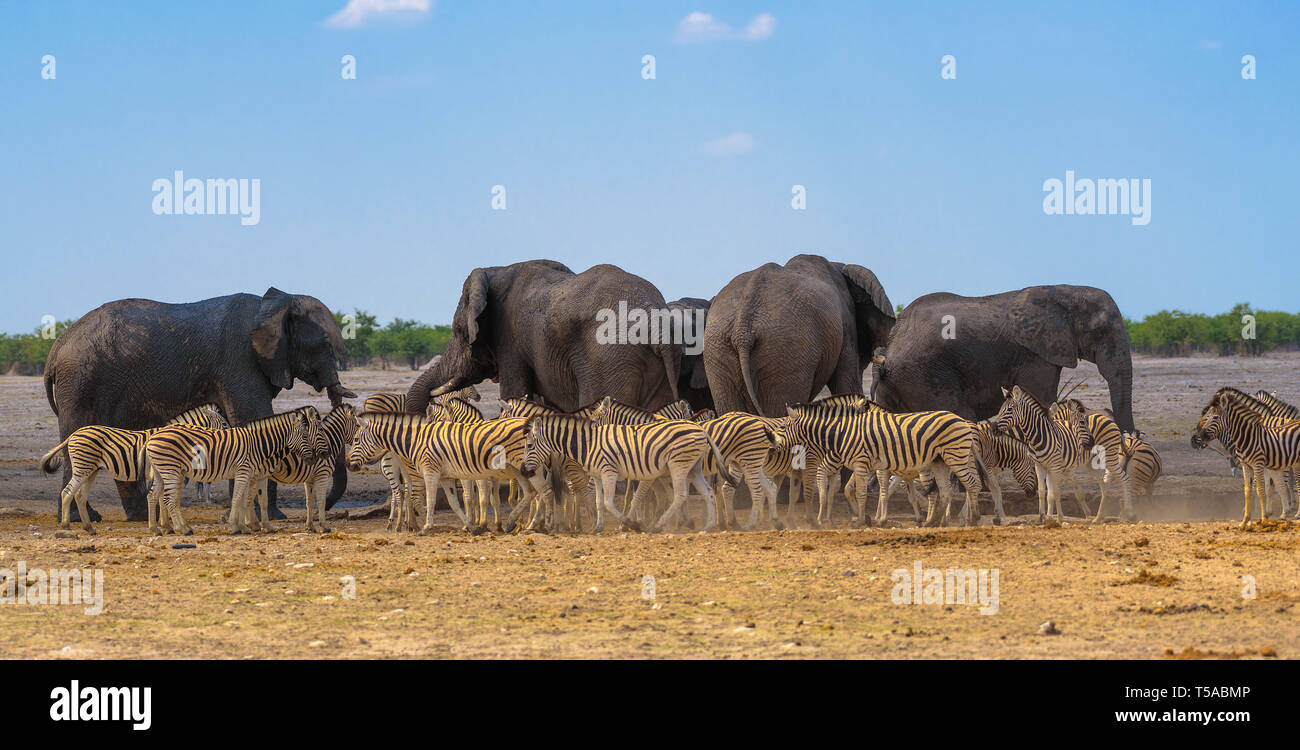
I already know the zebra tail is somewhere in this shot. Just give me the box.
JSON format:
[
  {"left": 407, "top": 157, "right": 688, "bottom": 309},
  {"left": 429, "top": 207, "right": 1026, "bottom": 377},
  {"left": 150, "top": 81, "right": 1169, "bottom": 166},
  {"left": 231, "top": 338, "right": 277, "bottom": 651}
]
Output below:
[
  {"left": 704, "top": 434, "right": 741, "bottom": 488},
  {"left": 39, "top": 437, "right": 73, "bottom": 474}
]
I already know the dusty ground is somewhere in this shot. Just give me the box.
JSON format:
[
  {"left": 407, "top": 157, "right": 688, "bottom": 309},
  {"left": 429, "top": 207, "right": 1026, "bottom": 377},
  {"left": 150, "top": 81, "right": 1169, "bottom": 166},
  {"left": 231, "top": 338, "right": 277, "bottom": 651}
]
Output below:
[{"left": 1, "top": 355, "right": 1297, "bottom": 659}]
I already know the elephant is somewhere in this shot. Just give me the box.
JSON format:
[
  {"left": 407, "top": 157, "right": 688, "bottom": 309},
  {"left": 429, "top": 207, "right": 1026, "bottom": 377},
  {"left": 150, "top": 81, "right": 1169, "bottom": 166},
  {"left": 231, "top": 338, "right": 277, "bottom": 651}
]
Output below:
[
  {"left": 405, "top": 260, "right": 681, "bottom": 414},
  {"left": 667, "top": 297, "right": 713, "bottom": 412},
  {"left": 44, "top": 287, "right": 356, "bottom": 522},
  {"left": 870, "top": 285, "right": 1135, "bottom": 433},
  {"left": 702, "top": 254, "right": 896, "bottom": 416}
]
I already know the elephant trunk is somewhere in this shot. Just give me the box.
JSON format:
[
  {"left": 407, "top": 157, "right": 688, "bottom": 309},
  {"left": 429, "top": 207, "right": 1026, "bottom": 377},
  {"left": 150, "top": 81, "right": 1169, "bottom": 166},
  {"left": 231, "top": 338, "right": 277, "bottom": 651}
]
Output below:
[
  {"left": 1097, "top": 347, "right": 1135, "bottom": 433},
  {"left": 405, "top": 358, "right": 457, "bottom": 415},
  {"left": 324, "top": 458, "right": 348, "bottom": 509}
]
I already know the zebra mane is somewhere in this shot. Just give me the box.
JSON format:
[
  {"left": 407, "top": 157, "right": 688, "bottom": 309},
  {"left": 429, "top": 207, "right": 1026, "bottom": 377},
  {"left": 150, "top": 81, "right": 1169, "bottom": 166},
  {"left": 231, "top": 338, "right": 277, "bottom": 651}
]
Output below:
[
  {"left": 1212, "top": 387, "right": 1270, "bottom": 415},
  {"left": 237, "top": 405, "right": 319, "bottom": 427},
  {"left": 324, "top": 403, "right": 355, "bottom": 422},
  {"left": 1254, "top": 389, "right": 1300, "bottom": 417},
  {"left": 505, "top": 397, "right": 562, "bottom": 413}
]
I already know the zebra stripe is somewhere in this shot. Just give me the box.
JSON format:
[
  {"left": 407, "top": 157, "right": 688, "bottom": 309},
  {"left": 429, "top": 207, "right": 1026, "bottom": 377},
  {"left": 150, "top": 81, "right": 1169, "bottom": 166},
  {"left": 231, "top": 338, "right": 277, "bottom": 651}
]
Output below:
[{"left": 1193, "top": 387, "right": 1300, "bottom": 526}]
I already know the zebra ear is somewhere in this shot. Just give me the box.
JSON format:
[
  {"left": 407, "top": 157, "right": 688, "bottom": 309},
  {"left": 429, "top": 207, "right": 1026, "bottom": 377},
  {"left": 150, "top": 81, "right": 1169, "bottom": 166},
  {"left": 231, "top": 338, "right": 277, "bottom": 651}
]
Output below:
[{"left": 1000, "top": 387, "right": 1010, "bottom": 399}]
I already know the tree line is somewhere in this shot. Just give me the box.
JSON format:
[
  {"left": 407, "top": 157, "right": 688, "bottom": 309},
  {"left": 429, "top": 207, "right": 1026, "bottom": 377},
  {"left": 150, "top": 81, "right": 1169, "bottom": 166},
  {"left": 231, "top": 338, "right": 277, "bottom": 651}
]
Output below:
[{"left": 3, "top": 304, "right": 1298, "bottom": 374}]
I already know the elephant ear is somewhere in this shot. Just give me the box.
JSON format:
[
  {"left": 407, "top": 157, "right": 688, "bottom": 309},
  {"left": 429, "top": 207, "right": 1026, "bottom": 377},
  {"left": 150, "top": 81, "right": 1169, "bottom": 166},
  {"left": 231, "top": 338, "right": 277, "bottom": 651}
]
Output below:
[
  {"left": 839, "top": 264, "right": 895, "bottom": 320},
  {"left": 461, "top": 268, "right": 491, "bottom": 345},
  {"left": 251, "top": 287, "right": 294, "bottom": 390},
  {"left": 1008, "top": 289, "right": 1079, "bottom": 369}
]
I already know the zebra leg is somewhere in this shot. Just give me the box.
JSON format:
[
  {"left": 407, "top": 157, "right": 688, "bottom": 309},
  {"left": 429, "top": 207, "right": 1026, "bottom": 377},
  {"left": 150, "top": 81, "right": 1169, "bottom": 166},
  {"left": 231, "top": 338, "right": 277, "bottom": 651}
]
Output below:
[
  {"left": 872, "top": 471, "right": 891, "bottom": 525},
  {"left": 147, "top": 471, "right": 162, "bottom": 536},
  {"left": 1117, "top": 467, "right": 1136, "bottom": 522},
  {"left": 1034, "top": 465, "right": 1048, "bottom": 522},
  {"left": 689, "top": 466, "right": 718, "bottom": 532},
  {"left": 159, "top": 472, "right": 192, "bottom": 536},
  {"left": 422, "top": 470, "right": 456, "bottom": 534},
  {"left": 651, "top": 471, "right": 692, "bottom": 534},
  {"left": 228, "top": 475, "right": 252, "bottom": 534},
  {"left": 1239, "top": 468, "right": 1255, "bottom": 529},
  {"left": 253, "top": 479, "right": 273, "bottom": 532},
  {"left": 60, "top": 469, "right": 89, "bottom": 530},
  {"left": 987, "top": 471, "right": 1005, "bottom": 525}
]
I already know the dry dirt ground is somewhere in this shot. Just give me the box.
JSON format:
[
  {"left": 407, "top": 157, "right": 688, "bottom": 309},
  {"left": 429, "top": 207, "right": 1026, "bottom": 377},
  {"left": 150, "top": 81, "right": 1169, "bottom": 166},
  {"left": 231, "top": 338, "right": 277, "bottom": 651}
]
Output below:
[{"left": 1, "top": 356, "right": 1297, "bottom": 659}]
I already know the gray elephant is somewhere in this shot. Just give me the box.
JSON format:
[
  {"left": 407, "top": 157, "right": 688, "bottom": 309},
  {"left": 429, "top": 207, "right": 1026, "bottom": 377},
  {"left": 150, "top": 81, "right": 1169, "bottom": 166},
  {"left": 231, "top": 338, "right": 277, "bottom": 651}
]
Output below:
[
  {"left": 405, "top": 260, "right": 680, "bottom": 413},
  {"left": 870, "top": 285, "right": 1135, "bottom": 432},
  {"left": 667, "top": 297, "right": 713, "bottom": 412},
  {"left": 44, "top": 287, "right": 355, "bottom": 522},
  {"left": 702, "top": 254, "right": 896, "bottom": 416}
]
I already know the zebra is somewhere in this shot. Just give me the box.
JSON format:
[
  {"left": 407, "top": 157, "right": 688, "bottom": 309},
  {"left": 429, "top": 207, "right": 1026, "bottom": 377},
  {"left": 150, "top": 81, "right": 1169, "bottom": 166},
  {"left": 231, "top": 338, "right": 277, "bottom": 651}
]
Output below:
[
  {"left": 145, "top": 406, "right": 323, "bottom": 535},
  {"left": 498, "top": 398, "right": 604, "bottom": 531},
  {"left": 248, "top": 404, "right": 358, "bottom": 533},
  {"left": 1120, "top": 430, "right": 1162, "bottom": 505},
  {"left": 1192, "top": 387, "right": 1300, "bottom": 527},
  {"left": 970, "top": 419, "right": 1038, "bottom": 525},
  {"left": 347, "top": 412, "right": 538, "bottom": 534},
  {"left": 39, "top": 404, "right": 229, "bottom": 533},
  {"left": 520, "top": 414, "right": 725, "bottom": 533},
  {"left": 1052, "top": 399, "right": 1135, "bottom": 522},
  {"left": 1192, "top": 392, "right": 1297, "bottom": 516},
  {"left": 990, "top": 386, "right": 1091, "bottom": 523},
  {"left": 589, "top": 398, "right": 770, "bottom": 531},
  {"left": 1250, "top": 390, "right": 1300, "bottom": 505},
  {"left": 425, "top": 397, "right": 523, "bottom": 530},
  {"left": 690, "top": 408, "right": 717, "bottom": 423},
  {"left": 775, "top": 399, "right": 988, "bottom": 528}
]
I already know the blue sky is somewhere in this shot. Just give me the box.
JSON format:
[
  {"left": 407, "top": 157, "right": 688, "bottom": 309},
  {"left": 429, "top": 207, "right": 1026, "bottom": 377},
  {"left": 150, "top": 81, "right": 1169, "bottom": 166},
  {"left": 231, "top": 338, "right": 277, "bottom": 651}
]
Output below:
[{"left": 1, "top": 1, "right": 1296, "bottom": 334}]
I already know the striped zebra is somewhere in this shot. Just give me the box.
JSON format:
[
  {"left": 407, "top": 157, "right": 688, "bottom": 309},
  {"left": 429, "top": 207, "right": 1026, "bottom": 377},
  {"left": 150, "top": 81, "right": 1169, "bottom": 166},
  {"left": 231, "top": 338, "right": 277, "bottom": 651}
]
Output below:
[
  {"left": 1192, "top": 387, "right": 1300, "bottom": 527},
  {"left": 39, "top": 404, "right": 229, "bottom": 532},
  {"left": 1120, "top": 430, "right": 1162, "bottom": 505},
  {"left": 362, "top": 390, "right": 480, "bottom": 523},
  {"left": 690, "top": 408, "right": 717, "bottom": 423},
  {"left": 145, "top": 406, "right": 323, "bottom": 535},
  {"left": 425, "top": 397, "right": 523, "bottom": 531},
  {"left": 499, "top": 398, "right": 602, "bottom": 531},
  {"left": 971, "top": 420, "right": 1038, "bottom": 525},
  {"left": 1052, "top": 399, "right": 1135, "bottom": 522},
  {"left": 991, "top": 386, "right": 1092, "bottom": 523},
  {"left": 1251, "top": 390, "right": 1300, "bottom": 506},
  {"left": 347, "top": 412, "right": 538, "bottom": 534},
  {"left": 521, "top": 414, "right": 724, "bottom": 533},
  {"left": 1191, "top": 392, "right": 1296, "bottom": 516},
  {"left": 248, "top": 404, "right": 358, "bottom": 533},
  {"left": 775, "top": 399, "right": 988, "bottom": 528},
  {"left": 589, "top": 398, "right": 765, "bottom": 531}
]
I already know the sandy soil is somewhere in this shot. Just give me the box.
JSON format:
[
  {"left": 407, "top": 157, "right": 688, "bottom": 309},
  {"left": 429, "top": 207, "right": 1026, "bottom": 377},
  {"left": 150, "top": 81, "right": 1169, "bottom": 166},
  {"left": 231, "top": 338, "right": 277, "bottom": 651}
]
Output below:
[{"left": 1, "top": 355, "right": 1297, "bottom": 659}]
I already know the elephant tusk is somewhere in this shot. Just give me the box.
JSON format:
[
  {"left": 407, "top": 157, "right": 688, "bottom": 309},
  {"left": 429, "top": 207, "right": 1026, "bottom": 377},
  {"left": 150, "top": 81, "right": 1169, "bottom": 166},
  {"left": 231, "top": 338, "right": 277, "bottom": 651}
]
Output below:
[{"left": 429, "top": 379, "right": 458, "bottom": 398}]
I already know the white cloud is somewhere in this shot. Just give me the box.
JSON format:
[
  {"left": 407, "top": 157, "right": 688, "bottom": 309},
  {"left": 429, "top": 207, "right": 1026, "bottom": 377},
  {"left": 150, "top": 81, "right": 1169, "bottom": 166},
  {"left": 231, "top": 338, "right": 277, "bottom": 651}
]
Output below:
[
  {"left": 674, "top": 11, "right": 776, "bottom": 43},
  {"left": 740, "top": 13, "right": 776, "bottom": 41},
  {"left": 323, "top": 0, "right": 433, "bottom": 29},
  {"left": 701, "top": 132, "right": 756, "bottom": 157}
]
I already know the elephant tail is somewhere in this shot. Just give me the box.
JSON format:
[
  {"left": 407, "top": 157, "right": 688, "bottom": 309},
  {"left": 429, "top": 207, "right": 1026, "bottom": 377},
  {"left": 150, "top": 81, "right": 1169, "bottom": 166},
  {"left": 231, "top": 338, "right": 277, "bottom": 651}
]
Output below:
[
  {"left": 40, "top": 436, "right": 73, "bottom": 474},
  {"left": 44, "top": 364, "right": 58, "bottom": 415},
  {"left": 658, "top": 344, "right": 681, "bottom": 401},
  {"left": 324, "top": 457, "right": 348, "bottom": 509},
  {"left": 736, "top": 341, "right": 764, "bottom": 415}
]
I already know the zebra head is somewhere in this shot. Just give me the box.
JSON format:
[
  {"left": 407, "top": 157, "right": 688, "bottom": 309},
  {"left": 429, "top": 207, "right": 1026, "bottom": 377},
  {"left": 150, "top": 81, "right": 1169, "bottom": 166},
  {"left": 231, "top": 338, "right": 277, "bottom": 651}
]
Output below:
[
  {"left": 990, "top": 386, "right": 1027, "bottom": 437},
  {"left": 1191, "top": 396, "right": 1226, "bottom": 451},
  {"left": 347, "top": 413, "right": 390, "bottom": 471},
  {"left": 293, "top": 407, "right": 323, "bottom": 464}
]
